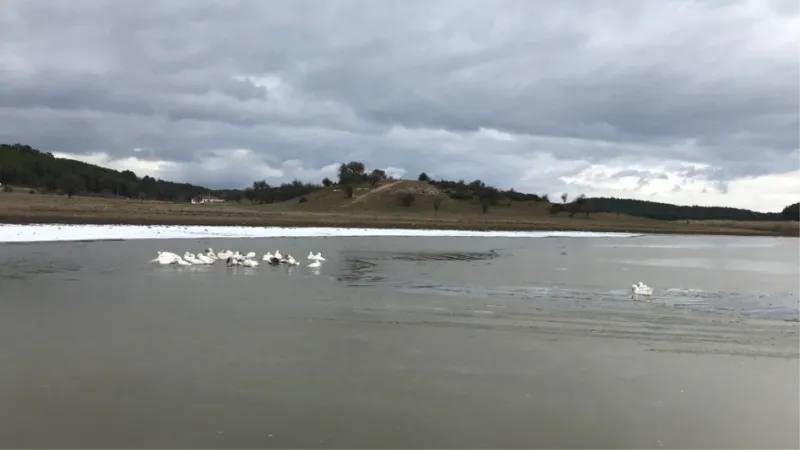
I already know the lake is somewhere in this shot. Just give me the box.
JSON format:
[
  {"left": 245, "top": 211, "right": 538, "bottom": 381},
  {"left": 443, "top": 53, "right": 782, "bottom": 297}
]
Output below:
[{"left": 0, "top": 233, "right": 797, "bottom": 448}]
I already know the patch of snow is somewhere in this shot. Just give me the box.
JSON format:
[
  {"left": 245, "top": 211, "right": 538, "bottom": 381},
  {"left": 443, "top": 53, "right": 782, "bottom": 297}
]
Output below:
[{"left": 0, "top": 223, "right": 645, "bottom": 243}]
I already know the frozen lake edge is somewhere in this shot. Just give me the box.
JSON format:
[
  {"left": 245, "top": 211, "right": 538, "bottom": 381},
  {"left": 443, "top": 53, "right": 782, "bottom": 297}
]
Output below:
[{"left": 0, "top": 223, "right": 645, "bottom": 243}]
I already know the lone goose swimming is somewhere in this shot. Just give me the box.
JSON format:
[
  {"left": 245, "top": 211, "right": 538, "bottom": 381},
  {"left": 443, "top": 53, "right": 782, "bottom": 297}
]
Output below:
[{"left": 631, "top": 282, "right": 653, "bottom": 296}]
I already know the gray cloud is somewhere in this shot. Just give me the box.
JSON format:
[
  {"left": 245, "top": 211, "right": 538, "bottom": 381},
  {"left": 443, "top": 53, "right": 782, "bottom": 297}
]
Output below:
[{"left": 0, "top": 0, "right": 797, "bottom": 207}]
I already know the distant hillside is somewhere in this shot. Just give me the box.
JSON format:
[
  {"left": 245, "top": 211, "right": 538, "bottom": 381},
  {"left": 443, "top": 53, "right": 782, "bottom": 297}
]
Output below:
[
  {"left": 2, "top": 144, "right": 796, "bottom": 223},
  {"left": 0, "top": 143, "right": 217, "bottom": 201},
  {"left": 583, "top": 197, "right": 787, "bottom": 222}
]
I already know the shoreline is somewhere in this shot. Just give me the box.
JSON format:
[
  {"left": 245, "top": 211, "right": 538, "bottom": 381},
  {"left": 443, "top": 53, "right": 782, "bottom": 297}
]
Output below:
[
  {"left": 0, "top": 191, "right": 796, "bottom": 238},
  {"left": 1, "top": 190, "right": 796, "bottom": 237}
]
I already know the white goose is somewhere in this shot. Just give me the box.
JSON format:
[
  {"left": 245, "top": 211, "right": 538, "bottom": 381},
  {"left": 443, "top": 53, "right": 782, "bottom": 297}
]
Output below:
[
  {"left": 308, "top": 259, "right": 322, "bottom": 268},
  {"left": 152, "top": 251, "right": 181, "bottom": 261},
  {"left": 175, "top": 257, "right": 192, "bottom": 266},
  {"left": 631, "top": 282, "right": 653, "bottom": 296},
  {"left": 274, "top": 250, "right": 283, "bottom": 260},
  {"left": 204, "top": 248, "right": 219, "bottom": 260},
  {"left": 150, "top": 252, "right": 180, "bottom": 265},
  {"left": 196, "top": 253, "right": 215, "bottom": 264},
  {"left": 263, "top": 252, "right": 274, "bottom": 261},
  {"left": 245, "top": 251, "right": 256, "bottom": 259},
  {"left": 241, "top": 258, "right": 260, "bottom": 267},
  {"left": 183, "top": 252, "right": 204, "bottom": 265},
  {"left": 283, "top": 254, "right": 300, "bottom": 266},
  {"left": 217, "top": 250, "right": 233, "bottom": 260},
  {"left": 313, "top": 252, "right": 326, "bottom": 262}
]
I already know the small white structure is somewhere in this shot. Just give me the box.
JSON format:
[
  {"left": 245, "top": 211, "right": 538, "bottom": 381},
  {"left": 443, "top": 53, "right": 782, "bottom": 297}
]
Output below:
[{"left": 191, "top": 195, "right": 225, "bottom": 204}]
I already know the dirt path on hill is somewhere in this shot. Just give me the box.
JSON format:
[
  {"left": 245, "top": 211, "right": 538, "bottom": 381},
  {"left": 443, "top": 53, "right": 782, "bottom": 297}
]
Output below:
[{"left": 339, "top": 180, "right": 404, "bottom": 208}]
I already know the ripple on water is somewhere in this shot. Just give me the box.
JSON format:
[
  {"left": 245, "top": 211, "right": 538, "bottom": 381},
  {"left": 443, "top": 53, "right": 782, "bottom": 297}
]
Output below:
[
  {"left": 333, "top": 248, "right": 798, "bottom": 320},
  {"left": 652, "top": 287, "right": 799, "bottom": 319},
  {"left": 0, "top": 254, "right": 83, "bottom": 280}
]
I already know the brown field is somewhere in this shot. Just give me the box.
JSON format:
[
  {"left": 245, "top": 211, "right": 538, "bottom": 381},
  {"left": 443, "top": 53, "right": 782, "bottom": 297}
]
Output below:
[{"left": 0, "top": 181, "right": 797, "bottom": 237}]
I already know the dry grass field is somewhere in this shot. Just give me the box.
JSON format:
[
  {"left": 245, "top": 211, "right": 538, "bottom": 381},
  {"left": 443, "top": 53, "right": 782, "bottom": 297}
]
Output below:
[{"left": 0, "top": 181, "right": 796, "bottom": 237}]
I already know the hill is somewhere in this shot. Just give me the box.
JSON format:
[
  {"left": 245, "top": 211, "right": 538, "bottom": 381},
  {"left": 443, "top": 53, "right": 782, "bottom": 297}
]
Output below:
[
  {"left": 583, "top": 197, "right": 785, "bottom": 222},
  {"left": 0, "top": 143, "right": 217, "bottom": 201},
  {"left": 265, "top": 179, "right": 554, "bottom": 217}
]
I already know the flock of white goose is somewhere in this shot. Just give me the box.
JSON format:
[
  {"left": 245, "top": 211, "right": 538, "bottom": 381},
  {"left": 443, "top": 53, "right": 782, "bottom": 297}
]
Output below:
[
  {"left": 147, "top": 247, "right": 654, "bottom": 297},
  {"left": 149, "top": 248, "right": 327, "bottom": 268}
]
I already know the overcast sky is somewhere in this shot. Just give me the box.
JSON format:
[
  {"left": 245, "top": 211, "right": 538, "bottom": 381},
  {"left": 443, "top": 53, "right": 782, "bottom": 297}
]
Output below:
[{"left": 1, "top": 0, "right": 798, "bottom": 212}]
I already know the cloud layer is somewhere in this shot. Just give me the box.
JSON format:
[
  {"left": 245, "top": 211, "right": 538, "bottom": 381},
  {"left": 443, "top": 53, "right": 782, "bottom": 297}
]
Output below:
[{"left": 1, "top": 0, "right": 798, "bottom": 211}]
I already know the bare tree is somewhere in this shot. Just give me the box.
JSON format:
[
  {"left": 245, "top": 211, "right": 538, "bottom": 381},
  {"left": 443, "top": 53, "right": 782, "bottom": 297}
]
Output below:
[
  {"left": 561, "top": 192, "right": 568, "bottom": 204},
  {"left": 433, "top": 197, "right": 442, "bottom": 215},
  {"left": 568, "top": 193, "right": 588, "bottom": 218},
  {"left": 58, "top": 173, "right": 82, "bottom": 199},
  {"left": 576, "top": 193, "right": 589, "bottom": 217},
  {"left": 399, "top": 193, "right": 415, "bottom": 207}
]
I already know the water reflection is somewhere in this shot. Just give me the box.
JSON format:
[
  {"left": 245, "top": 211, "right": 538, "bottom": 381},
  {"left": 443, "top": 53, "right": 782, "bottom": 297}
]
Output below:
[
  {"left": 0, "top": 253, "right": 83, "bottom": 280},
  {"left": 388, "top": 249, "right": 500, "bottom": 262},
  {"left": 337, "top": 258, "right": 383, "bottom": 285},
  {"left": 617, "top": 258, "right": 796, "bottom": 275},
  {"left": 336, "top": 250, "right": 501, "bottom": 287}
]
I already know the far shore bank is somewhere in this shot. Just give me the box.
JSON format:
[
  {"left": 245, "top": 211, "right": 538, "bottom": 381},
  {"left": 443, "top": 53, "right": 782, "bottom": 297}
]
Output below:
[{"left": 1, "top": 191, "right": 796, "bottom": 238}]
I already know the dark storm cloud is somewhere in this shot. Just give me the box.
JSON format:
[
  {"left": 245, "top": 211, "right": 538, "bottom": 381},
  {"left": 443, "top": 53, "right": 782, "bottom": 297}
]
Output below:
[{"left": 0, "top": 0, "right": 797, "bottom": 195}]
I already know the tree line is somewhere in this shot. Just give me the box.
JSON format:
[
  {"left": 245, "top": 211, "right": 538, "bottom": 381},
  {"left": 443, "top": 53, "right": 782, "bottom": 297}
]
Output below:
[
  {"left": 582, "top": 197, "right": 794, "bottom": 222},
  {"left": 0, "top": 143, "right": 219, "bottom": 201}
]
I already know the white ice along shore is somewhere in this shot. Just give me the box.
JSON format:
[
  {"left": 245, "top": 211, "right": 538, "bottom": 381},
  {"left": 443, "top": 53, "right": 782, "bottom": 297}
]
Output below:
[{"left": 0, "top": 224, "right": 644, "bottom": 243}]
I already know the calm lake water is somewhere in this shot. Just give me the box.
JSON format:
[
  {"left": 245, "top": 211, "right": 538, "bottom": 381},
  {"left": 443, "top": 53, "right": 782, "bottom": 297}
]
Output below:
[{"left": 0, "top": 234, "right": 798, "bottom": 448}]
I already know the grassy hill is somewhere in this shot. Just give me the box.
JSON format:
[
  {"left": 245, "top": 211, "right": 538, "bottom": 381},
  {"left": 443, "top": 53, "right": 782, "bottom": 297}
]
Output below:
[
  {"left": 267, "top": 179, "right": 552, "bottom": 217},
  {"left": 257, "top": 179, "right": 800, "bottom": 236}
]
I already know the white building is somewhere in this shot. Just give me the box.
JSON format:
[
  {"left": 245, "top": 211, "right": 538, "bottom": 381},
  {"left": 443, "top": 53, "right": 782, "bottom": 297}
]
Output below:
[{"left": 190, "top": 195, "right": 225, "bottom": 204}]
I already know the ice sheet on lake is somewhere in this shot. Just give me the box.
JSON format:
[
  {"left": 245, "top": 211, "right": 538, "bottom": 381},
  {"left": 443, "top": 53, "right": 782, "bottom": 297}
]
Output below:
[{"left": 0, "top": 223, "right": 644, "bottom": 243}]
